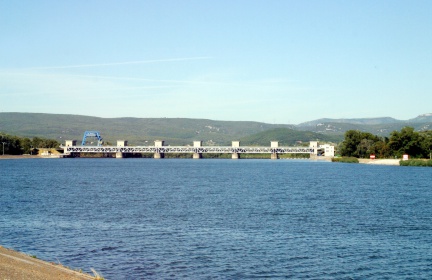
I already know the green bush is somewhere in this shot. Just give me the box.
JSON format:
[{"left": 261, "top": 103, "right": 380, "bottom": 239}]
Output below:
[
  {"left": 399, "top": 159, "right": 432, "bottom": 167},
  {"left": 331, "top": 157, "right": 359, "bottom": 163}
]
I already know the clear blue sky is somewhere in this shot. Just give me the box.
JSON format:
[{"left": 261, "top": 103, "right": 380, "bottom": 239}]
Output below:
[{"left": 1, "top": 0, "right": 431, "bottom": 124}]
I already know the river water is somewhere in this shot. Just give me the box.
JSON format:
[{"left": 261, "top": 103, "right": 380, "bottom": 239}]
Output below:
[{"left": 1, "top": 158, "right": 431, "bottom": 279}]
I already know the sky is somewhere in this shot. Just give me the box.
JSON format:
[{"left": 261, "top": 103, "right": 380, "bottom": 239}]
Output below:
[{"left": 1, "top": 0, "right": 431, "bottom": 124}]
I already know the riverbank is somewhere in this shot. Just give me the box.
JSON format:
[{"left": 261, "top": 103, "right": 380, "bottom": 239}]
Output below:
[
  {"left": 0, "top": 155, "right": 63, "bottom": 160},
  {"left": 0, "top": 155, "right": 41, "bottom": 160},
  {"left": 0, "top": 246, "right": 98, "bottom": 280},
  {"left": 0, "top": 155, "right": 403, "bottom": 165}
]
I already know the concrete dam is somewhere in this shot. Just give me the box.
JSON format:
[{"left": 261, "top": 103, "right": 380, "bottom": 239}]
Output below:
[{"left": 62, "top": 140, "right": 335, "bottom": 159}]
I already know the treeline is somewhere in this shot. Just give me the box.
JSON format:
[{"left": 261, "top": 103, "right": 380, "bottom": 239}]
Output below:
[
  {"left": 0, "top": 133, "right": 60, "bottom": 155},
  {"left": 339, "top": 127, "right": 432, "bottom": 159}
]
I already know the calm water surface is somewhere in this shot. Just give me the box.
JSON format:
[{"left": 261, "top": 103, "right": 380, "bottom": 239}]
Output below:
[{"left": 1, "top": 159, "right": 431, "bottom": 279}]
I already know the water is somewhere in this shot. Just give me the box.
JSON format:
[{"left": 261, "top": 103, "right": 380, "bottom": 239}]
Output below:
[{"left": 1, "top": 158, "right": 431, "bottom": 279}]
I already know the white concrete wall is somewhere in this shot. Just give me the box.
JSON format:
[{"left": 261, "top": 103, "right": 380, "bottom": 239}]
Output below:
[
  {"left": 117, "top": 140, "right": 128, "bottom": 147},
  {"left": 65, "top": 140, "right": 77, "bottom": 147}
]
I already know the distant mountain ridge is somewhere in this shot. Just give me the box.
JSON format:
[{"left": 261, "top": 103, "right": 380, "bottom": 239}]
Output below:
[
  {"left": 298, "top": 113, "right": 432, "bottom": 127},
  {"left": 0, "top": 112, "right": 296, "bottom": 146},
  {"left": 0, "top": 112, "right": 431, "bottom": 145},
  {"left": 296, "top": 113, "right": 432, "bottom": 136},
  {"left": 410, "top": 113, "right": 432, "bottom": 123},
  {"left": 298, "top": 117, "right": 400, "bottom": 127}
]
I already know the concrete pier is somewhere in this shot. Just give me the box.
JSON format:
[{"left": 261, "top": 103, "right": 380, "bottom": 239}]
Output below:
[
  {"left": 193, "top": 141, "right": 202, "bottom": 159},
  {"left": 232, "top": 141, "right": 240, "bottom": 159},
  {"left": 64, "top": 140, "right": 77, "bottom": 157},
  {"left": 309, "top": 141, "right": 319, "bottom": 156},
  {"left": 116, "top": 140, "right": 128, "bottom": 158},
  {"left": 271, "top": 141, "right": 279, "bottom": 160},
  {"left": 232, "top": 153, "right": 240, "bottom": 159},
  {"left": 154, "top": 140, "right": 165, "bottom": 159}
]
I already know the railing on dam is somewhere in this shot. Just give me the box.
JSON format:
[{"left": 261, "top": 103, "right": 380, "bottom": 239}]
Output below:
[
  {"left": 62, "top": 140, "right": 328, "bottom": 159},
  {"left": 63, "top": 145, "right": 315, "bottom": 154}
]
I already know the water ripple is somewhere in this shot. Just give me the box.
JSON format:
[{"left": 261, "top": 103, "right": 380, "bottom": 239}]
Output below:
[{"left": 1, "top": 159, "right": 431, "bottom": 279}]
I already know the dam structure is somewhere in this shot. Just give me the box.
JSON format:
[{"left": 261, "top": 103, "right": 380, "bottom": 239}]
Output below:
[{"left": 63, "top": 140, "right": 333, "bottom": 159}]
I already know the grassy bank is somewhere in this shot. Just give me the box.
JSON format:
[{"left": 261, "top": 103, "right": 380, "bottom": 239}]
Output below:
[
  {"left": 399, "top": 159, "right": 432, "bottom": 167},
  {"left": 331, "top": 157, "right": 359, "bottom": 163}
]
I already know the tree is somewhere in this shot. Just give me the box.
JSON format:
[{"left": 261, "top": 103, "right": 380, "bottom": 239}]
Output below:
[
  {"left": 420, "top": 131, "right": 432, "bottom": 159},
  {"left": 370, "top": 139, "right": 391, "bottom": 158},
  {"left": 356, "top": 139, "right": 375, "bottom": 158},
  {"left": 389, "top": 127, "right": 425, "bottom": 158},
  {"left": 339, "top": 130, "right": 362, "bottom": 157},
  {"left": 339, "top": 130, "right": 380, "bottom": 158},
  {"left": 32, "top": 137, "right": 43, "bottom": 148},
  {"left": 20, "top": 137, "right": 32, "bottom": 154},
  {"left": 0, "top": 132, "right": 60, "bottom": 155}
]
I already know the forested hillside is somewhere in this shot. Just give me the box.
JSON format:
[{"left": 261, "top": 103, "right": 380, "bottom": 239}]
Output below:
[
  {"left": 239, "top": 128, "right": 341, "bottom": 146},
  {"left": 2, "top": 112, "right": 430, "bottom": 147},
  {"left": 297, "top": 114, "right": 432, "bottom": 136},
  {"left": 0, "top": 113, "right": 298, "bottom": 146}
]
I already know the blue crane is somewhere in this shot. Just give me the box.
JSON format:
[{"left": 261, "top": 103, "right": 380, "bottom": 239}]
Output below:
[{"left": 82, "top": 131, "right": 103, "bottom": 146}]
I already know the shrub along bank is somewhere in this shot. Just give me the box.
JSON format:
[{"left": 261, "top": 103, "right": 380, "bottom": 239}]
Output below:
[
  {"left": 399, "top": 159, "right": 432, "bottom": 167},
  {"left": 331, "top": 157, "right": 359, "bottom": 163}
]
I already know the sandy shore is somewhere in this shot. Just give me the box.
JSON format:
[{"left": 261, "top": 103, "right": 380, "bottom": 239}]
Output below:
[
  {"left": 358, "top": 158, "right": 401, "bottom": 165},
  {"left": 0, "top": 155, "right": 63, "bottom": 160},
  {"left": 0, "top": 155, "right": 41, "bottom": 160},
  {"left": 0, "top": 246, "right": 97, "bottom": 280}
]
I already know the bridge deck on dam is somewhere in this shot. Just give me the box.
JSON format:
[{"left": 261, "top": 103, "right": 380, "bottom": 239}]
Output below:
[{"left": 63, "top": 145, "right": 315, "bottom": 154}]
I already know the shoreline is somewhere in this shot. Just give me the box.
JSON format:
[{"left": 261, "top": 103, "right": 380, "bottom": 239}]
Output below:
[
  {"left": 0, "top": 245, "right": 97, "bottom": 280},
  {"left": 0, "top": 155, "right": 63, "bottom": 160},
  {"left": 1, "top": 155, "right": 402, "bottom": 165},
  {"left": 358, "top": 158, "right": 400, "bottom": 165}
]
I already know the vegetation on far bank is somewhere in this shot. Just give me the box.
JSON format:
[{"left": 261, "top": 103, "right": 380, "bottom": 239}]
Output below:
[
  {"left": 399, "top": 159, "right": 432, "bottom": 167},
  {"left": 338, "top": 127, "right": 432, "bottom": 159},
  {"left": 331, "top": 157, "right": 359, "bottom": 163},
  {"left": 0, "top": 133, "right": 60, "bottom": 155},
  {"left": 2, "top": 124, "right": 431, "bottom": 166}
]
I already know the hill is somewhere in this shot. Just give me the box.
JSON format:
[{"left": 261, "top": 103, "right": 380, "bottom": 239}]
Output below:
[
  {"left": 296, "top": 114, "right": 432, "bottom": 136},
  {"left": 298, "top": 117, "right": 400, "bottom": 127},
  {"left": 2, "top": 112, "right": 430, "bottom": 146},
  {"left": 409, "top": 113, "right": 432, "bottom": 123},
  {"left": 0, "top": 113, "right": 298, "bottom": 146},
  {"left": 239, "top": 128, "right": 341, "bottom": 146}
]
